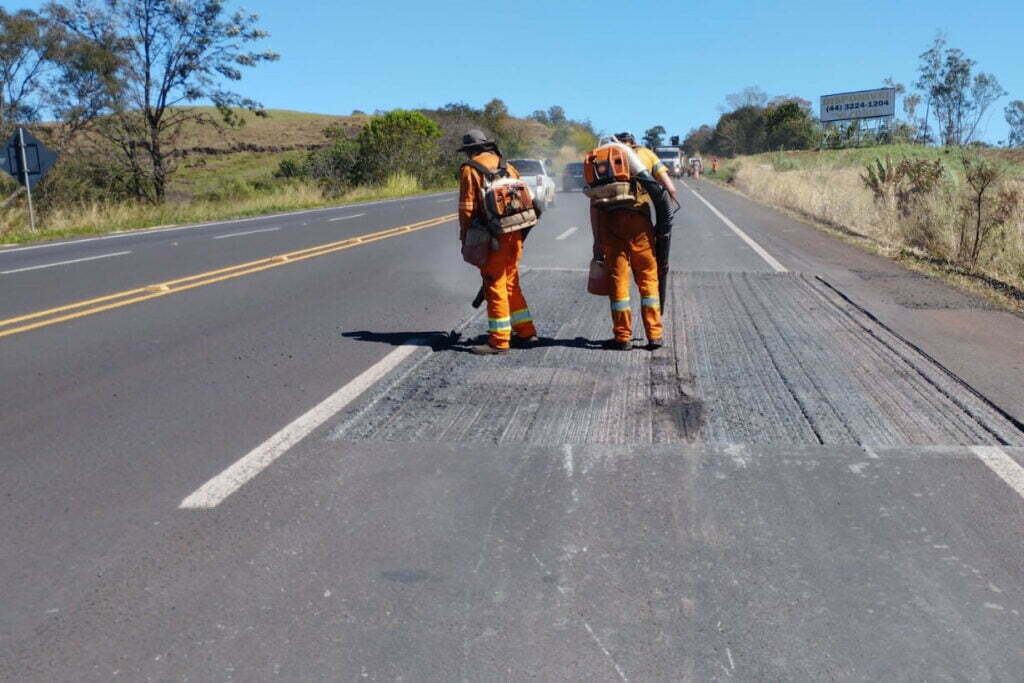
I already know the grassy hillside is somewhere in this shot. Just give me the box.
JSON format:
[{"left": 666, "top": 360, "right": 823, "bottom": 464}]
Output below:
[
  {"left": 708, "top": 145, "right": 1024, "bottom": 312},
  {"left": 167, "top": 108, "right": 359, "bottom": 199},
  {"left": 171, "top": 108, "right": 365, "bottom": 151}
]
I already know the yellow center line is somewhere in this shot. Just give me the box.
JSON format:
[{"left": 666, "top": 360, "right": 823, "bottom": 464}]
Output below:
[{"left": 0, "top": 213, "right": 456, "bottom": 339}]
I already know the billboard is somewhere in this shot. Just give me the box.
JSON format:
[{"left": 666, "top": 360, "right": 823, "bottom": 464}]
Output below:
[{"left": 820, "top": 88, "right": 896, "bottom": 123}]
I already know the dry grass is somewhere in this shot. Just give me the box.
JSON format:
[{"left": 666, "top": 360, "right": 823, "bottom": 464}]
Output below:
[
  {"left": 171, "top": 108, "right": 366, "bottom": 151},
  {"left": 723, "top": 147, "right": 1024, "bottom": 312},
  {"left": 0, "top": 173, "right": 446, "bottom": 245}
]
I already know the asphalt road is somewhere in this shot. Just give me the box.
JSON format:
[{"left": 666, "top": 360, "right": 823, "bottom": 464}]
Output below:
[{"left": 2, "top": 179, "right": 1023, "bottom": 680}]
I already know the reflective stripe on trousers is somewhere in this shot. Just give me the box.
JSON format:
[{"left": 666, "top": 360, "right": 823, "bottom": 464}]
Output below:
[
  {"left": 599, "top": 210, "right": 663, "bottom": 343},
  {"left": 480, "top": 231, "right": 537, "bottom": 349}
]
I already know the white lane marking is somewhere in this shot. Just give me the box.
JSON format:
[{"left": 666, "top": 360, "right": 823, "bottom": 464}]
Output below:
[
  {"left": 328, "top": 213, "right": 366, "bottom": 222},
  {"left": 180, "top": 341, "right": 424, "bottom": 509},
  {"left": 436, "top": 198, "right": 452, "bottom": 203},
  {"left": 212, "top": 227, "right": 280, "bottom": 240},
  {"left": 1, "top": 250, "right": 131, "bottom": 274},
  {"left": 680, "top": 180, "right": 787, "bottom": 273},
  {"left": 970, "top": 446, "right": 1024, "bottom": 500},
  {"left": 582, "top": 621, "right": 629, "bottom": 682},
  {"left": 0, "top": 191, "right": 458, "bottom": 254},
  {"left": 556, "top": 226, "right": 579, "bottom": 240}
]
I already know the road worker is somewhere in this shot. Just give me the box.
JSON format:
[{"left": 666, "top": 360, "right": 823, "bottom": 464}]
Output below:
[
  {"left": 591, "top": 131, "right": 678, "bottom": 350},
  {"left": 458, "top": 129, "right": 539, "bottom": 355}
]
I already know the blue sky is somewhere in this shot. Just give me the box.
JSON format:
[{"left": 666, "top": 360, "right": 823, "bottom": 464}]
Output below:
[{"left": 16, "top": 0, "right": 1024, "bottom": 143}]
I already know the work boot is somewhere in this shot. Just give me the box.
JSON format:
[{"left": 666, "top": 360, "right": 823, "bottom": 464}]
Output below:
[
  {"left": 511, "top": 335, "right": 540, "bottom": 349},
  {"left": 606, "top": 339, "right": 631, "bottom": 351},
  {"left": 646, "top": 338, "right": 663, "bottom": 351},
  {"left": 470, "top": 343, "right": 509, "bottom": 356}
]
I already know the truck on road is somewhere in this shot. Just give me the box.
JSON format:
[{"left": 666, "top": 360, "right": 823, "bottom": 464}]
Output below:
[{"left": 654, "top": 146, "right": 683, "bottom": 177}]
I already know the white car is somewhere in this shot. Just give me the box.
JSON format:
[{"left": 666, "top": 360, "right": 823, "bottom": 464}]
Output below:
[{"left": 508, "top": 159, "right": 556, "bottom": 210}]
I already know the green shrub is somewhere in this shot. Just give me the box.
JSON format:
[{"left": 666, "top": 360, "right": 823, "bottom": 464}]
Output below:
[
  {"left": 201, "top": 177, "right": 257, "bottom": 201},
  {"left": 274, "top": 158, "right": 304, "bottom": 179}
]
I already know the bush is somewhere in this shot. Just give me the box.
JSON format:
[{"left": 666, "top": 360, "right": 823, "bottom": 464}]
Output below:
[
  {"left": 861, "top": 156, "right": 945, "bottom": 217},
  {"left": 201, "top": 177, "right": 258, "bottom": 202},
  {"left": 353, "top": 109, "right": 441, "bottom": 186},
  {"left": 34, "top": 156, "right": 149, "bottom": 206},
  {"left": 274, "top": 157, "right": 304, "bottom": 179}
]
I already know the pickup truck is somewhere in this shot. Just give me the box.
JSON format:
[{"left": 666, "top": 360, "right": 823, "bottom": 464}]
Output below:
[{"left": 508, "top": 159, "right": 556, "bottom": 210}]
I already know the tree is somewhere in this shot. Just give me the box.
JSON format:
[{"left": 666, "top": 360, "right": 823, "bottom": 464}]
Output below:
[
  {"left": 723, "top": 86, "right": 768, "bottom": 112},
  {"left": 483, "top": 98, "right": 509, "bottom": 120},
  {"left": 882, "top": 77, "right": 906, "bottom": 96},
  {"left": 768, "top": 94, "right": 812, "bottom": 113},
  {"left": 643, "top": 125, "right": 666, "bottom": 149},
  {"left": 0, "top": 8, "right": 115, "bottom": 147},
  {"left": 709, "top": 106, "right": 767, "bottom": 157},
  {"left": 546, "top": 105, "right": 566, "bottom": 126},
  {"left": 48, "top": 0, "right": 279, "bottom": 202},
  {"left": 682, "top": 125, "right": 714, "bottom": 156},
  {"left": 353, "top": 109, "right": 441, "bottom": 185},
  {"left": 765, "top": 100, "right": 815, "bottom": 150},
  {"left": 1006, "top": 101, "right": 1024, "bottom": 148},
  {"left": 0, "top": 9, "right": 54, "bottom": 137},
  {"left": 915, "top": 34, "right": 1006, "bottom": 146}
]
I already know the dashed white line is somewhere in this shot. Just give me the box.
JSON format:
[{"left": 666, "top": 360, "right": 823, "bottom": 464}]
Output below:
[
  {"left": 180, "top": 340, "right": 425, "bottom": 509},
  {"left": 328, "top": 213, "right": 366, "bottom": 222},
  {"left": 680, "top": 180, "right": 788, "bottom": 272},
  {"left": 970, "top": 446, "right": 1024, "bottom": 500},
  {"left": 212, "top": 227, "right": 280, "bottom": 240},
  {"left": 1, "top": 250, "right": 132, "bottom": 274},
  {"left": 556, "top": 226, "right": 579, "bottom": 240}
]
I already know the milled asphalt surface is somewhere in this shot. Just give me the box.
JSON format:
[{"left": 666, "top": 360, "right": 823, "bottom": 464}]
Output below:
[{"left": 2, "top": 180, "right": 1023, "bottom": 679}]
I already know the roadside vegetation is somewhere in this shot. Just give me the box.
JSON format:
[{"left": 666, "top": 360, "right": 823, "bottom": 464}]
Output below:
[
  {"left": 686, "top": 34, "right": 1024, "bottom": 311},
  {"left": 0, "top": 2, "right": 597, "bottom": 245},
  {"left": 709, "top": 146, "right": 1024, "bottom": 311}
]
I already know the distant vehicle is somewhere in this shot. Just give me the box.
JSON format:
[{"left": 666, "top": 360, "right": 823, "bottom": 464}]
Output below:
[
  {"left": 561, "top": 161, "right": 586, "bottom": 191},
  {"left": 686, "top": 156, "right": 704, "bottom": 178},
  {"left": 508, "top": 158, "right": 556, "bottom": 209},
  {"left": 654, "top": 147, "right": 683, "bottom": 177}
]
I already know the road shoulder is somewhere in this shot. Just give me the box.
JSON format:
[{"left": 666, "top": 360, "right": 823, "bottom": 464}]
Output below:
[{"left": 685, "top": 177, "right": 1024, "bottom": 425}]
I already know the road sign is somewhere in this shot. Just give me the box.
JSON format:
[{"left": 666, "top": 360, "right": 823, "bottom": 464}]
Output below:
[
  {"left": 820, "top": 88, "right": 896, "bottom": 123},
  {"left": 1, "top": 128, "right": 58, "bottom": 189}
]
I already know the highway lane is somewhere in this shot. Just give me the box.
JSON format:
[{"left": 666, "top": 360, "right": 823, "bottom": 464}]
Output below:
[
  {"left": 0, "top": 191, "right": 456, "bottom": 320},
  {"left": 2, "top": 182, "right": 1024, "bottom": 678}
]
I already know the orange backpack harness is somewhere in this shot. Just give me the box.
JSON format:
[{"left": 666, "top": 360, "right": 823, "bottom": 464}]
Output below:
[
  {"left": 461, "top": 158, "right": 538, "bottom": 234},
  {"left": 583, "top": 145, "right": 642, "bottom": 211}
]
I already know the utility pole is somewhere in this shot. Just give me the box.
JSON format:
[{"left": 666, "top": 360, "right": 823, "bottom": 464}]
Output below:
[{"left": 18, "top": 127, "right": 36, "bottom": 233}]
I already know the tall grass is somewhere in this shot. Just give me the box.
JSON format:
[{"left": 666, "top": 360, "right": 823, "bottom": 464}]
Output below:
[
  {"left": 725, "top": 148, "right": 1024, "bottom": 308},
  {"left": 0, "top": 173, "right": 446, "bottom": 245}
]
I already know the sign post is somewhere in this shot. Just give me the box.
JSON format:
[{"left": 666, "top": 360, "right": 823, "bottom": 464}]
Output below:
[
  {"left": 18, "top": 128, "right": 36, "bottom": 233},
  {"left": 1, "top": 127, "right": 58, "bottom": 233}
]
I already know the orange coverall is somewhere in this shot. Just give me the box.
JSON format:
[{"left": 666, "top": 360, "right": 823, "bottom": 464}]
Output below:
[
  {"left": 459, "top": 151, "right": 537, "bottom": 350},
  {"left": 594, "top": 146, "right": 665, "bottom": 344}
]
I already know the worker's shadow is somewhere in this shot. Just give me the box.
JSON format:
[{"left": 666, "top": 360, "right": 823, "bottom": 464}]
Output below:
[
  {"left": 341, "top": 330, "right": 458, "bottom": 351},
  {"left": 342, "top": 330, "right": 604, "bottom": 353}
]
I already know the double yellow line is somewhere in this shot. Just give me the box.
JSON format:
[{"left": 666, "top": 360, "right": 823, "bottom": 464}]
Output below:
[{"left": 0, "top": 213, "right": 455, "bottom": 339}]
